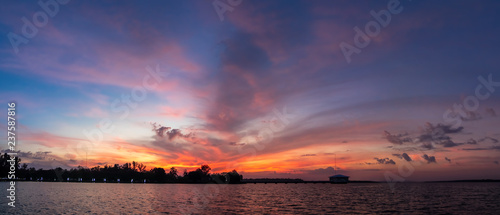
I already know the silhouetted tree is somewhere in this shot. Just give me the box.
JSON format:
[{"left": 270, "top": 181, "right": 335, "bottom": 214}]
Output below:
[
  {"left": 201, "top": 164, "right": 211, "bottom": 175},
  {"left": 6, "top": 159, "right": 242, "bottom": 184},
  {"left": 150, "top": 167, "right": 167, "bottom": 182},
  {"left": 211, "top": 170, "right": 242, "bottom": 184},
  {"left": 165, "top": 167, "right": 178, "bottom": 182},
  {"left": 0, "top": 153, "right": 20, "bottom": 178},
  {"left": 169, "top": 167, "right": 178, "bottom": 177},
  {"left": 137, "top": 163, "right": 146, "bottom": 172},
  {"left": 226, "top": 170, "right": 242, "bottom": 184}
]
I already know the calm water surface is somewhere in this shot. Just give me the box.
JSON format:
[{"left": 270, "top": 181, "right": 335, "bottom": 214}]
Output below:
[{"left": 1, "top": 182, "right": 499, "bottom": 214}]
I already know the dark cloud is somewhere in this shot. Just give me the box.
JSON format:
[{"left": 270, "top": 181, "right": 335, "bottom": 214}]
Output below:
[
  {"left": 392, "top": 153, "right": 412, "bottom": 161},
  {"left": 301, "top": 154, "right": 317, "bottom": 157},
  {"left": 445, "top": 157, "right": 451, "bottom": 163},
  {"left": 416, "top": 123, "right": 464, "bottom": 149},
  {"left": 421, "top": 142, "right": 434, "bottom": 150},
  {"left": 422, "top": 154, "right": 437, "bottom": 163},
  {"left": 228, "top": 142, "right": 245, "bottom": 146},
  {"left": 402, "top": 153, "right": 412, "bottom": 162},
  {"left": 392, "top": 153, "right": 402, "bottom": 158},
  {"left": 151, "top": 123, "right": 193, "bottom": 140},
  {"left": 385, "top": 123, "right": 465, "bottom": 150},
  {"left": 437, "top": 140, "right": 463, "bottom": 148},
  {"left": 466, "top": 139, "right": 478, "bottom": 145},
  {"left": 478, "top": 137, "right": 499, "bottom": 144},
  {"left": 426, "top": 123, "right": 464, "bottom": 134},
  {"left": 418, "top": 123, "right": 460, "bottom": 142},
  {"left": 148, "top": 123, "right": 224, "bottom": 162},
  {"left": 383, "top": 131, "right": 412, "bottom": 145},
  {"left": 462, "top": 146, "right": 500, "bottom": 151},
  {"left": 1, "top": 150, "right": 52, "bottom": 160},
  {"left": 374, "top": 157, "right": 396, "bottom": 165},
  {"left": 462, "top": 147, "right": 489, "bottom": 151},
  {"left": 494, "top": 161, "right": 499, "bottom": 165}
]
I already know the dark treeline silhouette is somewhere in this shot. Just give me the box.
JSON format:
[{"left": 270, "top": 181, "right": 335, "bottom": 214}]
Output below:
[
  {"left": 0, "top": 153, "right": 242, "bottom": 184},
  {"left": 0, "top": 153, "right": 20, "bottom": 178}
]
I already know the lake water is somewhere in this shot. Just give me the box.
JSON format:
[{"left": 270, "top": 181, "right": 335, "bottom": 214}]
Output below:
[{"left": 1, "top": 182, "right": 499, "bottom": 214}]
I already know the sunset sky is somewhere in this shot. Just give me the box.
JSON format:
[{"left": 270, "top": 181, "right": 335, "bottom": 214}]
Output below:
[{"left": 1, "top": 0, "right": 499, "bottom": 181}]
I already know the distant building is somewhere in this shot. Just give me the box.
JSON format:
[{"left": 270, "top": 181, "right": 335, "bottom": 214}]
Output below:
[{"left": 329, "top": 174, "right": 349, "bottom": 184}]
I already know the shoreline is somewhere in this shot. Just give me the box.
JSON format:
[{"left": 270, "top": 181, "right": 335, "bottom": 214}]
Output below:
[{"left": 2, "top": 179, "right": 499, "bottom": 184}]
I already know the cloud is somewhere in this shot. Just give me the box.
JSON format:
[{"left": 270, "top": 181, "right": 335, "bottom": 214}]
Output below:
[
  {"left": 0, "top": 149, "right": 75, "bottom": 170},
  {"left": 392, "top": 153, "right": 402, "bottom": 158},
  {"left": 373, "top": 157, "right": 396, "bottom": 165},
  {"left": 151, "top": 123, "right": 193, "bottom": 140},
  {"left": 200, "top": 32, "right": 277, "bottom": 134},
  {"left": 3, "top": 0, "right": 500, "bottom": 180},
  {"left": 228, "top": 142, "right": 245, "bottom": 146},
  {"left": 422, "top": 154, "right": 436, "bottom": 163},
  {"left": 393, "top": 153, "right": 412, "bottom": 161},
  {"left": 494, "top": 161, "right": 499, "bottom": 165},
  {"left": 1, "top": 149, "right": 52, "bottom": 160},
  {"left": 466, "top": 139, "right": 478, "bottom": 145},
  {"left": 437, "top": 140, "right": 462, "bottom": 148},
  {"left": 462, "top": 147, "right": 489, "bottom": 151},
  {"left": 478, "top": 137, "right": 499, "bottom": 144},
  {"left": 383, "top": 131, "right": 412, "bottom": 145},
  {"left": 421, "top": 142, "right": 434, "bottom": 150},
  {"left": 385, "top": 123, "right": 465, "bottom": 150},
  {"left": 416, "top": 123, "right": 465, "bottom": 149},
  {"left": 426, "top": 123, "right": 464, "bottom": 134},
  {"left": 20, "top": 131, "right": 86, "bottom": 148},
  {"left": 462, "top": 146, "right": 500, "bottom": 151},
  {"left": 301, "top": 154, "right": 317, "bottom": 157},
  {"left": 445, "top": 157, "right": 451, "bottom": 163},
  {"left": 418, "top": 123, "right": 462, "bottom": 142},
  {"left": 401, "top": 153, "right": 412, "bottom": 162}
]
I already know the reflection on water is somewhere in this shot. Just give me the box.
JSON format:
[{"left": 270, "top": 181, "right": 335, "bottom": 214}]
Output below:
[{"left": 1, "top": 182, "right": 499, "bottom": 214}]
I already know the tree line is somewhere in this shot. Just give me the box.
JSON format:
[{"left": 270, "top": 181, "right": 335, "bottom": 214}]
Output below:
[{"left": 0, "top": 153, "right": 242, "bottom": 184}]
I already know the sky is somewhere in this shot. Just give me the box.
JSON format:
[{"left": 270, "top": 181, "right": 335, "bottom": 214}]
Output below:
[{"left": 0, "top": 0, "right": 499, "bottom": 181}]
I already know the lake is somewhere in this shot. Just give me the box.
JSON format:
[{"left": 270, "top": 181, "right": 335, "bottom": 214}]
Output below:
[{"left": 1, "top": 182, "right": 500, "bottom": 214}]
